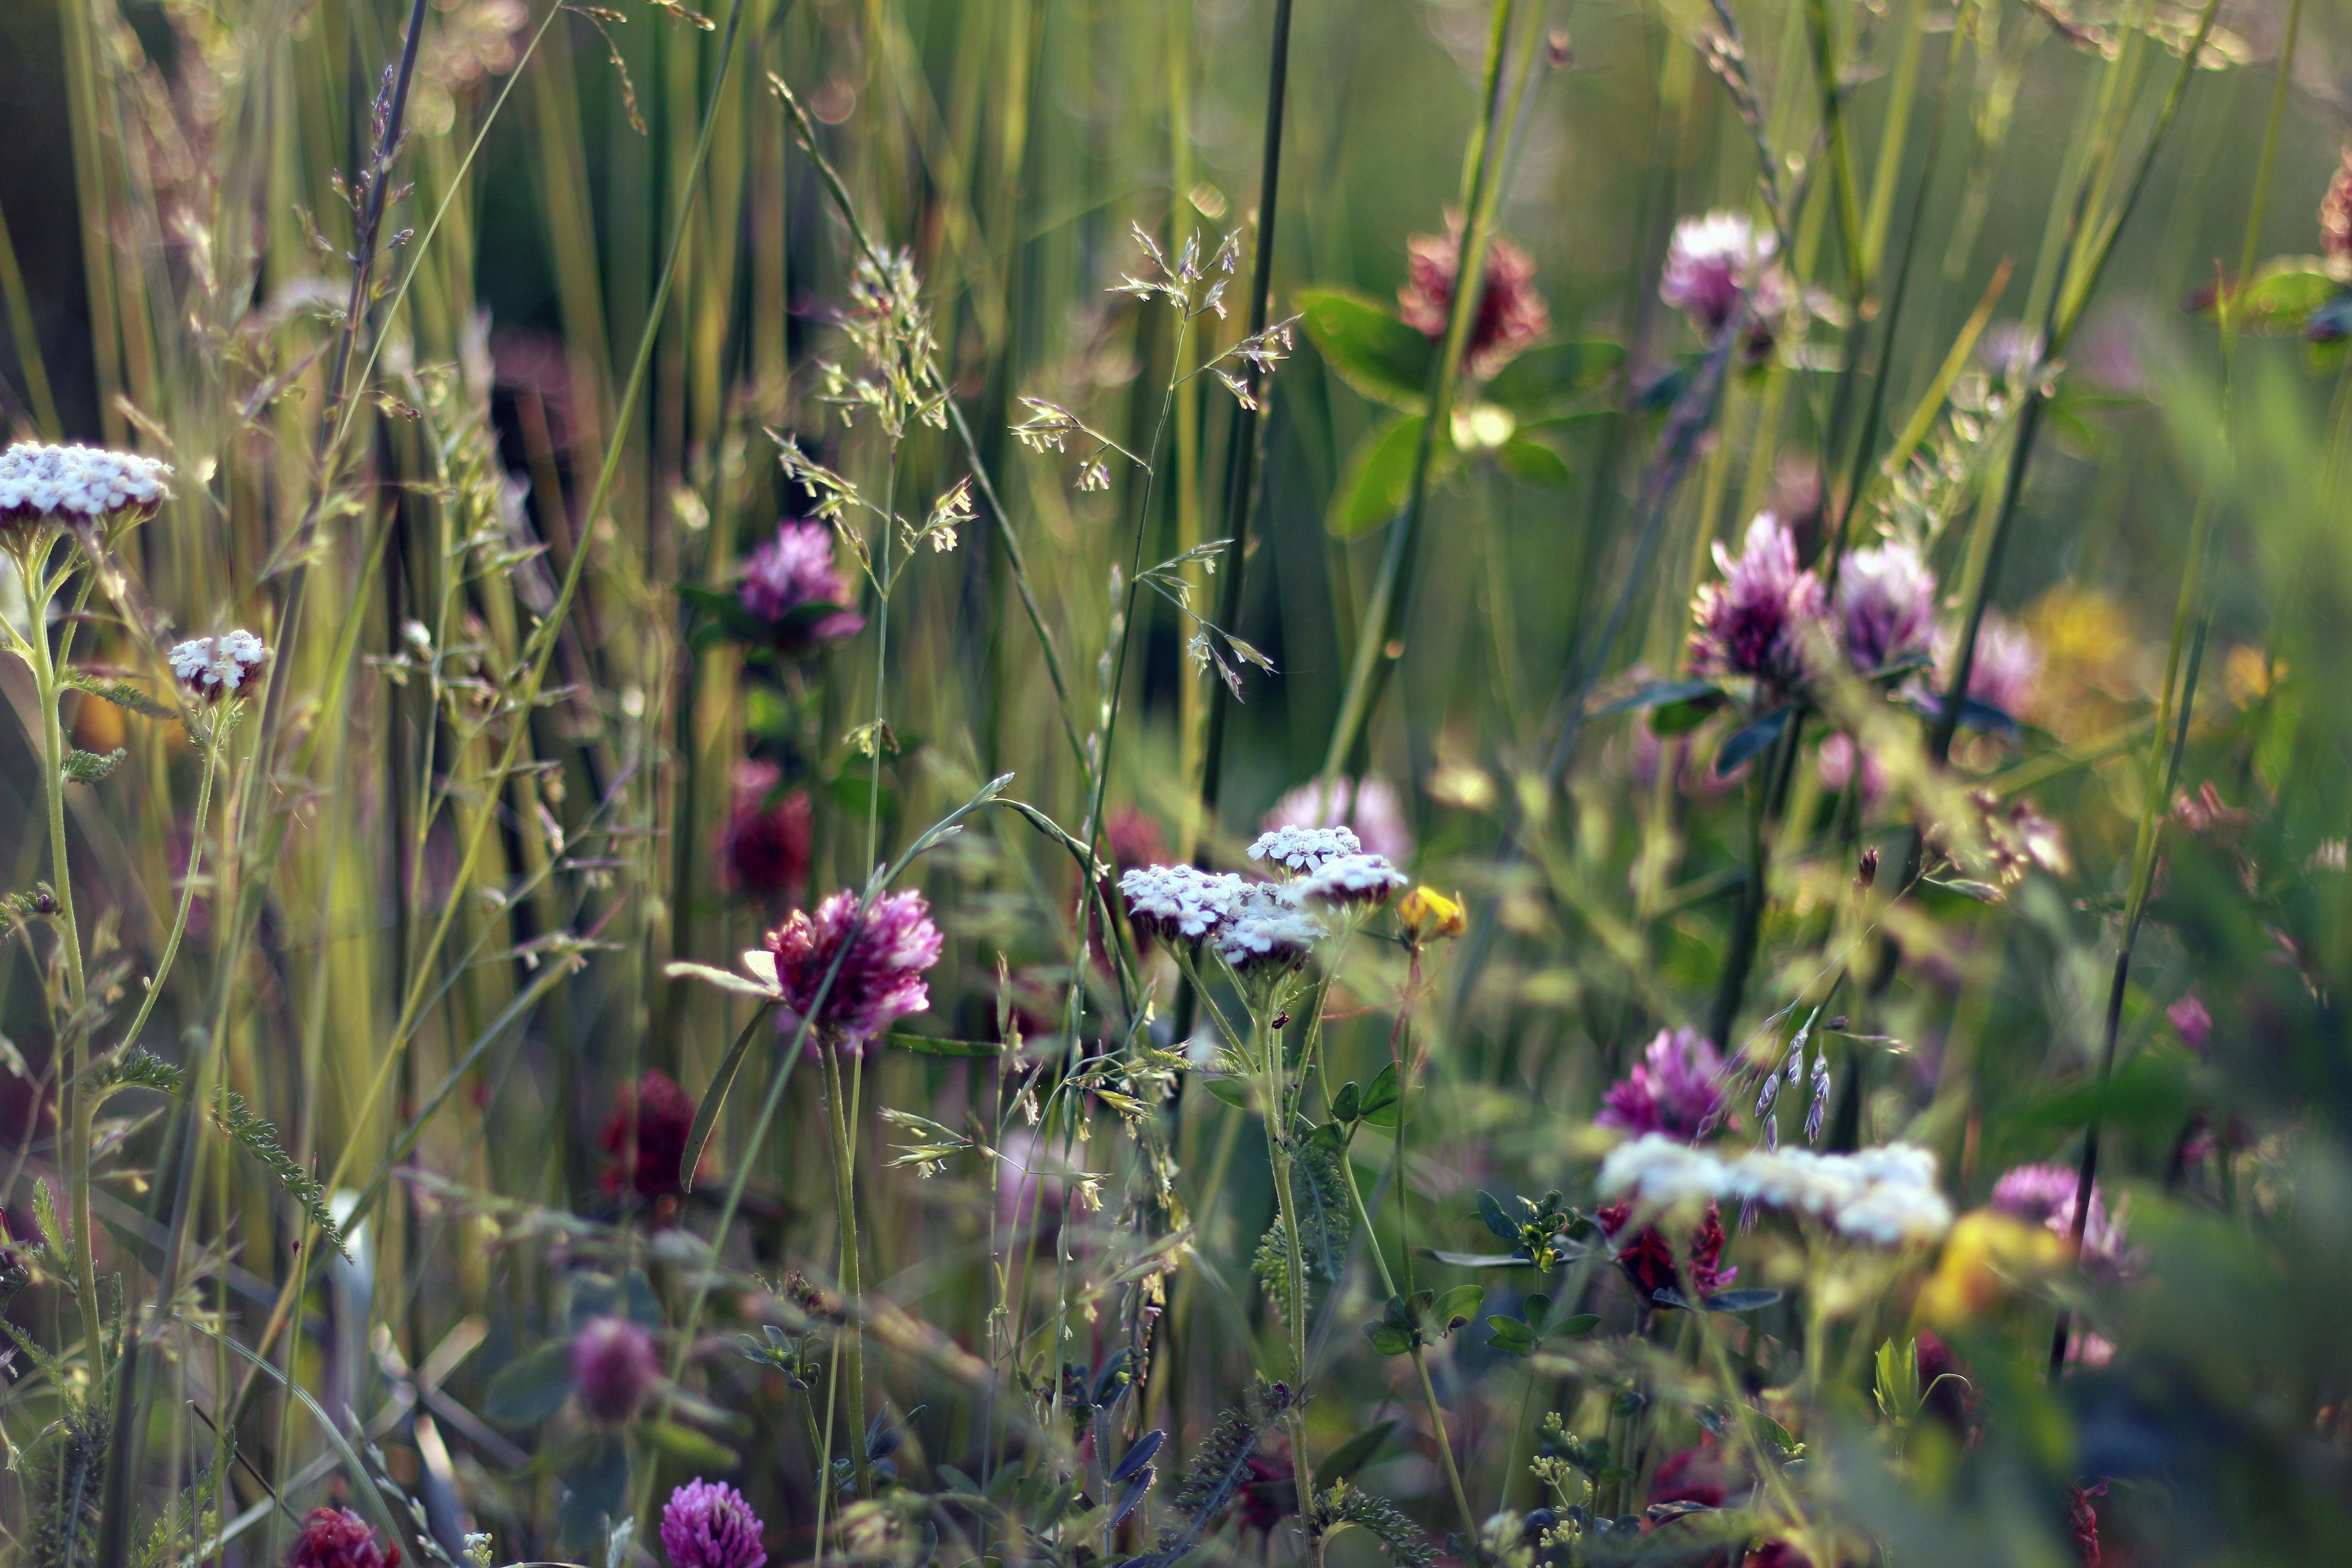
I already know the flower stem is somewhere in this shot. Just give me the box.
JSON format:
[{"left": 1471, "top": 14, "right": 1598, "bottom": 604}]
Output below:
[
  {"left": 21, "top": 542, "right": 101, "bottom": 1386},
  {"left": 822, "top": 1041, "right": 871, "bottom": 1497}
]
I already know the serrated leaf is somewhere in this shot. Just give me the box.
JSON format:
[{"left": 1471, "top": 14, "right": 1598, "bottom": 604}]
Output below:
[
  {"left": 1298, "top": 288, "right": 1436, "bottom": 410},
  {"left": 62, "top": 747, "right": 127, "bottom": 784},
  {"left": 61, "top": 671, "right": 175, "bottom": 719}
]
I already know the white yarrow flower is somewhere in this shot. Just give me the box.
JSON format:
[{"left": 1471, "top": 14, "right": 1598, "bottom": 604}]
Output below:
[
  {"left": 1119, "top": 863, "right": 1247, "bottom": 943},
  {"left": 1212, "top": 883, "right": 1326, "bottom": 973},
  {"left": 0, "top": 442, "right": 173, "bottom": 525},
  {"left": 1291, "top": 852, "right": 1408, "bottom": 910},
  {"left": 170, "top": 629, "right": 272, "bottom": 702},
  {"left": 1247, "top": 823, "right": 1361, "bottom": 873}
]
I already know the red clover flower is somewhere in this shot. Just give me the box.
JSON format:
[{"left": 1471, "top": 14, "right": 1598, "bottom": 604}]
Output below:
[
  {"left": 761, "top": 889, "right": 942, "bottom": 1050},
  {"left": 718, "top": 760, "right": 813, "bottom": 899},
  {"left": 660, "top": 1479, "right": 767, "bottom": 1568},
  {"left": 572, "top": 1314, "right": 658, "bottom": 1422},
  {"left": 1689, "top": 514, "right": 1828, "bottom": 692},
  {"left": 285, "top": 1509, "right": 400, "bottom": 1568},
  {"left": 738, "top": 521, "right": 864, "bottom": 649},
  {"left": 1597, "top": 1027, "right": 1727, "bottom": 1143},
  {"left": 1396, "top": 214, "right": 1550, "bottom": 379}
]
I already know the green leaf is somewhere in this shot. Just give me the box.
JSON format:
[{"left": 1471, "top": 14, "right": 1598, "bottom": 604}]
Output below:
[
  {"left": 1358, "top": 1063, "right": 1401, "bottom": 1127},
  {"left": 883, "top": 1031, "right": 1002, "bottom": 1058},
  {"left": 1329, "top": 415, "right": 1447, "bottom": 538},
  {"left": 1476, "top": 1191, "right": 1518, "bottom": 1240},
  {"left": 1701, "top": 1289, "right": 1782, "bottom": 1313},
  {"left": 1593, "top": 679, "right": 1725, "bottom": 722},
  {"left": 1481, "top": 339, "right": 1625, "bottom": 414},
  {"left": 1554, "top": 1313, "right": 1602, "bottom": 1339},
  {"left": 1715, "top": 706, "right": 1794, "bottom": 776},
  {"left": 1430, "top": 1284, "right": 1485, "bottom": 1336},
  {"left": 1485, "top": 1315, "right": 1539, "bottom": 1357},
  {"left": 1330, "top": 1080, "right": 1363, "bottom": 1125},
  {"left": 60, "top": 670, "right": 175, "bottom": 719},
  {"left": 2014, "top": 1053, "right": 2195, "bottom": 1136},
  {"left": 1493, "top": 436, "right": 1574, "bottom": 489},
  {"left": 1417, "top": 1249, "right": 1537, "bottom": 1268},
  {"left": 1319, "top": 1421, "right": 1397, "bottom": 1484},
  {"left": 1298, "top": 288, "right": 1436, "bottom": 410},
  {"left": 1362, "top": 1323, "right": 1415, "bottom": 1357},
  {"left": 1201, "top": 1075, "right": 1252, "bottom": 1111},
  {"left": 641, "top": 1421, "right": 739, "bottom": 1470},
  {"left": 483, "top": 1341, "right": 576, "bottom": 1426},
  {"left": 2210, "top": 257, "right": 2340, "bottom": 334},
  {"left": 678, "top": 1001, "right": 781, "bottom": 1192},
  {"left": 61, "top": 747, "right": 127, "bottom": 784}
]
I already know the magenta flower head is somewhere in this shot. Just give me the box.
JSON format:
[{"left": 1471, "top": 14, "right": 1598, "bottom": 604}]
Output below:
[
  {"left": 1397, "top": 214, "right": 1551, "bottom": 379},
  {"left": 1837, "top": 542, "right": 1937, "bottom": 674},
  {"left": 1597, "top": 1027, "right": 1726, "bottom": 1143},
  {"left": 1660, "top": 211, "right": 1791, "bottom": 338},
  {"left": 2168, "top": 991, "right": 2212, "bottom": 1054},
  {"left": 1938, "top": 610, "right": 2041, "bottom": 722},
  {"left": 1264, "top": 775, "right": 1414, "bottom": 865},
  {"left": 661, "top": 1479, "right": 767, "bottom": 1568},
  {"left": 763, "top": 889, "right": 942, "bottom": 1050},
  {"left": 719, "top": 760, "right": 813, "bottom": 899},
  {"left": 738, "top": 521, "right": 864, "bottom": 649},
  {"left": 1689, "top": 513, "right": 1828, "bottom": 692},
  {"left": 285, "top": 1509, "right": 400, "bottom": 1568},
  {"left": 573, "top": 1315, "right": 658, "bottom": 1422},
  {"left": 1991, "top": 1162, "right": 2132, "bottom": 1277}
]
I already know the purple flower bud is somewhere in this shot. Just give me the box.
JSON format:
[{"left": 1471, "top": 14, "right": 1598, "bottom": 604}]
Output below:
[
  {"left": 572, "top": 1315, "right": 658, "bottom": 1423},
  {"left": 2168, "top": 991, "right": 2211, "bottom": 1054},
  {"left": 738, "top": 521, "right": 864, "bottom": 650},
  {"left": 1597, "top": 1027, "right": 1727, "bottom": 1143},
  {"left": 1689, "top": 514, "right": 1829, "bottom": 692},
  {"left": 661, "top": 1480, "right": 768, "bottom": 1568},
  {"left": 285, "top": 1509, "right": 400, "bottom": 1568},
  {"left": 1837, "top": 542, "right": 1937, "bottom": 673}
]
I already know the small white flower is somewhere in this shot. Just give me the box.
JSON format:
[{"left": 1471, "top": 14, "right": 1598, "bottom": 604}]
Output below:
[
  {"left": 1212, "top": 883, "right": 1326, "bottom": 973},
  {"left": 1247, "top": 823, "right": 1361, "bottom": 873},
  {"left": 1119, "top": 864, "right": 1247, "bottom": 944},
  {"left": 1291, "top": 852, "right": 1408, "bottom": 911},
  {"left": 1598, "top": 1134, "right": 1731, "bottom": 1211},
  {"left": 1833, "top": 1182, "right": 1954, "bottom": 1247},
  {"left": 0, "top": 442, "right": 172, "bottom": 525},
  {"left": 170, "top": 629, "right": 272, "bottom": 702}
]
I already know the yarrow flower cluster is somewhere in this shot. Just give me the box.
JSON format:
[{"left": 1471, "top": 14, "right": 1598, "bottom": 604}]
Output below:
[
  {"left": 1659, "top": 211, "right": 1792, "bottom": 340},
  {"left": 1120, "top": 864, "right": 1250, "bottom": 944},
  {"left": 168, "top": 630, "right": 271, "bottom": 702},
  {"left": 661, "top": 1479, "right": 767, "bottom": 1568},
  {"left": 0, "top": 442, "right": 172, "bottom": 528},
  {"left": 1213, "top": 882, "right": 1329, "bottom": 974},
  {"left": 1689, "top": 514, "right": 1828, "bottom": 692},
  {"left": 1247, "top": 824, "right": 1361, "bottom": 873},
  {"left": 761, "top": 888, "right": 942, "bottom": 1049},
  {"left": 1291, "top": 852, "right": 1409, "bottom": 911},
  {"left": 572, "top": 1314, "right": 658, "bottom": 1422},
  {"left": 1396, "top": 214, "right": 1552, "bottom": 379},
  {"left": 1838, "top": 541, "right": 1938, "bottom": 674},
  {"left": 738, "top": 520, "right": 864, "bottom": 648},
  {"left": 1599, "top": 1133, "right": 1954, "bottom": 1246},
  {"left": 286, "top": 1508, "right": 401, "bottom": 1568},
  {"left": 1596, "top": 1027, "right": 1727, "bottom": 1143}
]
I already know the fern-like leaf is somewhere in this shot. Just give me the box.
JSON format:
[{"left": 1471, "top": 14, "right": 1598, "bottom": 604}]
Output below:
[
  {"left": 60, "top": 669, "right": 177, "bottom": 720},
  {"left": 1311, "top": 1480, "right": 1436, "bottom": 1568},
  {"left": 1134, "top": 1397, "right": 1270, "bottom": 1568},
  {"left": 1255, "top": 1140, "right": 1352, "bottom": 1323},
  {"left": 90, "top": 1050, "right": 351, "bottom": 1259},
  {"left": 33, "top": 1399, "right": 108, "bottom": 1568}
]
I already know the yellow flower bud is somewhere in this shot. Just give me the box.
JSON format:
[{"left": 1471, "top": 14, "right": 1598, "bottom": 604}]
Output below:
[
  {"left": 1915, "top": 1210, "right": 2070, "bottom": 1328},
  {"left": 1397, "top": 886, "right": 1467, "bottom": 943}
]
